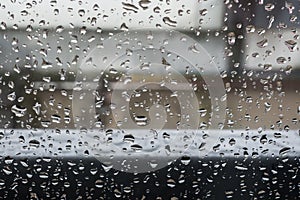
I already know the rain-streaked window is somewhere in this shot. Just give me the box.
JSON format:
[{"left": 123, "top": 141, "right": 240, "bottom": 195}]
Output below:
[{"left": 0, "top": 0, "right": 299, "bottom": 199}]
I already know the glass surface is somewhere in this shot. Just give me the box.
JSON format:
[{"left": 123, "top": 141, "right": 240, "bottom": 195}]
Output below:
[{"left": 0, "top": 0, "right": 299, "bottom": 199}]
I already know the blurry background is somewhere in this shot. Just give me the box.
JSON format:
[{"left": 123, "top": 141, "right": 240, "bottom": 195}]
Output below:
[{"left": 0, "top": 0, "right": 299, "bottom": 132}]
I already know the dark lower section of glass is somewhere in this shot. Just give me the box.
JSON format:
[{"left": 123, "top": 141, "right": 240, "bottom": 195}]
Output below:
[{"left": 0, "top": 157, "right": 299, "bottom": 199}]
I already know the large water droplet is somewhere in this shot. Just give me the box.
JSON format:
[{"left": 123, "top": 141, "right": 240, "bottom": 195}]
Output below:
[{"left": 11, "top": 105, "right": 27, "bottom": 117}]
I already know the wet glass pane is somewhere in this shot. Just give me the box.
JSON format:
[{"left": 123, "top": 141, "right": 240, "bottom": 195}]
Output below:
[{"left": 0, "top": 0, "right": 299, "bottom": 199}]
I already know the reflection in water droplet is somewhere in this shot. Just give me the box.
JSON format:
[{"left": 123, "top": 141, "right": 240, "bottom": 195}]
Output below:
[
  {"left": 120, "top": 23, "right": 129, "bottom": 31},
  {"left": 268, "top": 15, "right": 274, "bottom": 29},
  {"left": 245, "top": 25, "right": 255, "bottom": 33},
  {"left": 78, "top": 9, "right": 85, "bottom": 17},
  {"left": 279, "top": 147, "right": 291, "bottom": 155},
  {"left": 134, "top": 116, "right": 149, "bottom": 126},
  {"left": 163, "top": 17, "right": 177, "bottom": 27},
  {"left": 181, "top": 156, "right": 191, "bottom": 165},
  {"left": 29, "top": 140, "right": 40, "bottom": 148},
  {"left": 11, "top": 105, "right": 27, "bottom": 117},
  {"left": 285, "top": 40, "right": 297, "bottom": 52},
  {"left": 131, "top": 144, "right": 143, "bottom": 151},
  {"left": 95, "top": 179, "right": 104, "bottom": 188},
  {"left": 199, "top": 9, "right": 208, "bottom": 16},
  {"left": 122, "top": 2, "right": 139, "bottom": 13},
  {"left": 265, "top": 3, "right": 275, "bottom": 11},
  {"left": 167, "top": 179, "right": 176, "bottom": 188},
  {"left": 227, "top": 32, "right": 236, "bottom": 45},
  {"left": 257, "top": 39, "right": 268, "bottom": 48},
  {"left": 276, "top": 57, "right": 287, "bottom": 64},
  {"left": 123, "top": 134, "right": 135, "bottom": 143}
]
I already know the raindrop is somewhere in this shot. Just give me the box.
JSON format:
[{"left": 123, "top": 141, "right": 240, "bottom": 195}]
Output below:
[
  {"left": 163, "top": 132, "right": 170, "bottom": 139},
  {"left": 227, "top": 32, "right": 236, "bottom": 45},
  {"left": 120, "top": 23, "right": 129, "bottom": 31},
  {"left": 39, "top": 172, "right": 49, "bottom": 179},
  {"left": 167, "top": 179, "right": 176, "bottom": 188},
  {"left": 260, "top": 135, "right": 268, "bottom": 144},
  {"left": 11, "top": 105, "right": 27, "bottom": 117},
  {"left": 50, "top": 0, "right": 57, "bottom": 6},
  {"left": 279, "top": 147, "right": 291, "bottom": 155},
  {"left": 180, "top": 156, "right": 191, "bottom": 165},
  {"left": 78, "top": 9, "right": 85, "bottom": 17},
  {"left": 29, "top": 140, "right": 40, "bottom": 148},
  {"left": 140, "top": 63, "right": 150, "bottom": 70},
  {"left": 139, "top": 0, "right": 151, "bottom": 10},
  {"left": 93, "top": 4, "right": 99, "bottom": 11},
  {"left": 123, "top": 134, "right": 135, "bottom": 143},
  {"left": 235, "top": 165, "right": 248, "bottom": 171},
  {"left": 102, "top": 163, "right": 113, "bottom": 172},
  {"left": 95, "top": 179, "right": 104, "bottom": 188},
  {"left": 285, "top": 65, "right": 292, "bottom": 75},
  {"left": 153, "top": 6, "right": 160, "bottom": 13},
  {"left": 109, "top": 68, "right": 118, "bottom": 74},
  {"left": 246, "top": 25, "right": 255, "bottom": 33},
  {"left": 268, "top": 15, "right": 275, "bottom": 29},
  {"left": 122, "top": 2, "right": 139, "bottom": 13},
  {"left": 285, "top": 1, "right": 295, "bottom": 14},
  {"left": 32, "top": 102, "right": 41, "bottom": 115},
  {"left": 135, "top": 115, "right": 149, "bottom": 126},
  {"left": 51, "top": 114, "right": 61, "bottom": 123},
  {"left": 276, "top": 57, "right": 287, "bottom": 64},
  {"left": 0, "top": 22, "right": 7, "bottom": 30},
  {"left": 41, "top": 59, "right": 53, "bottom": 69},
  {"left": 3, "top": 167, "right": 12, "bottom": 175},
  {"left": 163, "top": 17, "right": 177, "bottom": 27},
  {"left": 114, "top": 188, "right": 122, "bottom": 198},
  {"left": 265, "top": 3, "right": 275, "bottom": 11},
  {"left": 257, "top": 39, "right": 268, "bottom": 48},
  {"left": 55, "top": 25, "right": 64, "bottom": 33},
  {"left": 7, "top": 92, "right": 16, "bottom": 101},
  {"left": 229, "top": 138, "right": 236, "bottom": 146},
  {"left": 198, "top": 108, "right": 207, "bottom": 117},
  {"left": 264, "top": 102, "right": 271, "bottom": 111},
  {"left": 284, "top": 40, "right": 297, "bottom": 52},
  {"left": 131, "top": 144, "right": 143, "bottom": 151},
  {"left": 199, "top": 9, "right": 208, "bottom": 16},
  {"left": 149, "top": 160, "right": 158, "bottom": 169}
]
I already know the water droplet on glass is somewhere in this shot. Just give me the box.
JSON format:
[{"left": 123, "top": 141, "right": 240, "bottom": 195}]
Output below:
[
  {"left": 7, "top": 92, "right": 16, "bottom": 101},
  {"left": 51, "top": 114, "right": 61, "bottom": 123},
  {"left": 131, "top": 144, "right": 143, "bottom": 151},
  {"left": 123, "top": 134, "right": 135, "bottom": 143},
  {"left": 284, "top": 40, "right": 297, "bottom": 52},
  {"left": 180, "top": 156, "right": 191, "bottom": 165},
  {"left": 279, "top": 147, "right": 291, "bottom": 155},
  {"left": 276, "top": 57, "right": 287, "bottom": 64},
  {"left": 166, "top": 179, "right": 176, "bottom": 188},
  {"left": 32, "top": 102, "right": 41, "bottom": 115},
  {"left": 227, "top": 32, "right": 236, "bottom": 45},
  {"left": 163, "top": 17, "right": 177, "bottom": 27},
  {"left": 246, "top": 25, "right": 255, "bottom": 33},
  {"left": 122, "top": 2, "right": 139, "bottom": 13},
  {"left": 78, "top": 9, "right": 85, "bottom": 17},
  {"left": 199, "top": 9, "right": 208, "bottom": 16},
  {"left": 285, "top": 65, "right": 293, "bottom": 75},
  {"left": 29, "top": 139, "right": 40, "bottom": 148},
  {"left": 120, "top": 23, "right": 129, "bottom": 31},
  {"left": 134, "top": 116, "right": 148, "bottom": 126},
  {"left": 55, "top": 25, "right": 64, "bottom": 33},
  {"left": 265, "top": 3, "right": 275, "bottom": 11},
  {"left": 11, "top": 105, "right": 27, "bottom": 117},
  {"left": 257, "top": 39, "right": 268, "bottom": 48},
  {"left": 95, "top": 179, "right": 104, "bottom": 188}
]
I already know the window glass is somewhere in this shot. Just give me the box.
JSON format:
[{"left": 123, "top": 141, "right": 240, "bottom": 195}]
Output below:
[{"left": 0, "top": 0, "right": 299, "bottom": 199}]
